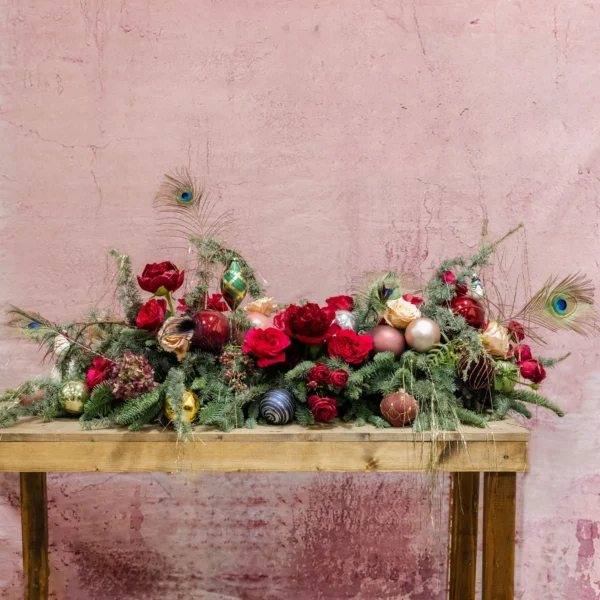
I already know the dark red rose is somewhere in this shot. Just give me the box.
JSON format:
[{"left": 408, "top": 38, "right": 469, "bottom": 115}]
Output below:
[
  {"left": 308, "top": 395, "right": 338, "bottom": 422},
  {"left": 307, "top": 363, "right": 331, "bottom": 386},
  {"left": 513, "top": 344, "right": 532, "bottom": 362},
  {"left": 273, "top": 303, "right": 340, "bottom": 345},
  {"left": 176, "top": 297, "right": 190, "bottom": 312},
  {"left": 137, "top": 261, "right": 184, "bottom": 294},
  {"left": 86, "top": 357, "right": 112, "bottom": 390},
  {"left": 326, "top": 295, "right": 354, "bottom": 311},
  {"left": 441, "top": 271, "right": 456, "bottom": 285},
  {"left": 508, "top": 320, "right": 525, "bottom": 342},
  {"left": 518, "top": 359, "right": 546, "bottom": 384},
  {"left": 136, "top": 298, "right": 167, "bottom": 331},
  {"left": 242, "top": 327, "right": 291, "bottom": 367},
  {"left": 329, "top": 369, "right": 349, "bottom": 388},
  {"left": 455, "top": 283, "right": 469, "bottom": 296},
  {"left": 206, "top": 293, "right": 229, "bottom": 312},
  {"left": 402, "top": 294, "right": 424, "bottom": 307},
  {"left": 328, "top": 330, "right": 374, "bottom": 364}
]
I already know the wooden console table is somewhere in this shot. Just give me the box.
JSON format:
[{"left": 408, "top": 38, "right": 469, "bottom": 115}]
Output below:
[{"left": 0, "top": 418, "right": 529, "bottom": 600}]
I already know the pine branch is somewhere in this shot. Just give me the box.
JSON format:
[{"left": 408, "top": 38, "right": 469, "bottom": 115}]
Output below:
[
  {"left": 109, "top": 249, "right": 143, "bottom": 325},
  {"left": 507, "top": 389, "right": 565, "bottom": 417},
  {"left": 82, "top": 382, "right": 115, "bottom": 419}
]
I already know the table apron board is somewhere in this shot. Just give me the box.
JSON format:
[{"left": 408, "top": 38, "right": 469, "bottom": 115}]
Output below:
[{"left": 0, "top": 439, "right": 527, "bottom": 472}]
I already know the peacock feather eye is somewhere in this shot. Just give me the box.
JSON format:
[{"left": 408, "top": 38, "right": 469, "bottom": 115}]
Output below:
[
  {"left": 27, "top": 321, "right": 40, "bottom": 330},
  {"left": 551, "top": 294, "right": 576, "bottom": 316},
  {"left": 179, "top": 190, "right": 192, "bottom": 203}
]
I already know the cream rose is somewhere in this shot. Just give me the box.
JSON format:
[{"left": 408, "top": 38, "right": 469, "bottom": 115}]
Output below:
[
  {"left": 246, "top": 297, "right": 278, "bottom": 317},
  {"left": 383, "top": 298, "right": 421, "bottom": 329},
  {"left": 158, "top": 317, "right": 194, "bottom": 362},
  {"left": 482, "top": 321, "right": 510, "bottom": 357}
]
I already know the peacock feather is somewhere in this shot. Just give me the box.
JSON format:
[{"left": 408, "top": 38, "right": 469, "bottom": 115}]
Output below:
[
  {"left": 511, "top": 273, "right": 598, "bottom": 338},
  {"left": 153, "top": 168, "right": 234, "bottom": 244}
]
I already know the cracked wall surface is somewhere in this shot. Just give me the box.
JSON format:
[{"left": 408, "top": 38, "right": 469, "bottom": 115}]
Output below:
[{"left": 1, "top": 1, "right": 600, "bottom": 598}]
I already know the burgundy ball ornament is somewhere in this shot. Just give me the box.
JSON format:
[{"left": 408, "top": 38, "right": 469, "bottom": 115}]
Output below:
[
  {"left": 450, "top": 296, "right": 485, "bottom": 329},
  {"left": 405, "top": 318, "right": 441, "bottom": 352},
  {"left": 380, "top": 391, "right": 418, "bottom": 427},
  {"left": 192, "top": 309, "right": 230, "bottom": 352},
  {"left": 369, "top": 325, "right": 405, "bottom": 359}
]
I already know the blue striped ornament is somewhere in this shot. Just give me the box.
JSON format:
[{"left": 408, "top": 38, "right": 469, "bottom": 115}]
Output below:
[{"left": 259, "top": 389, "right": 295, "bottom": 425}]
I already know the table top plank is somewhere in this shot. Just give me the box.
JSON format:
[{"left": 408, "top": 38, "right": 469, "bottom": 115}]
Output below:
[{"left": 0, "top": 417, "right": 530, "bottom": 443}]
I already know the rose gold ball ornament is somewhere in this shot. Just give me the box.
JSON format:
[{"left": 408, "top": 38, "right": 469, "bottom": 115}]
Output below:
[
  {"left": 369, "top": 325, "right": 405, "bottom": 359},
  {"left": 405, "top": 318, "right": 441, "bottom": 352},
  {"left": 234, "top": 312, "right": 273, "bottom": 345},
  {"left": 380, "top": 391, "right": 418, "bottom": 427}
]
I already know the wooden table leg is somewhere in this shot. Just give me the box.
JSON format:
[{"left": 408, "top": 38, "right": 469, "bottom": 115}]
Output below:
[
  {"left": 20, "top": 472, "right": 49, "bottom": 600},
  {"left": 448, "top": 472, "right": 479, "bottom": 600},
  {"left": 482, "top": 472, "right": 517, "bottom": 600}
]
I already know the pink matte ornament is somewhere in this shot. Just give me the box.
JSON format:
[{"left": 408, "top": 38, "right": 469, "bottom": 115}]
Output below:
[{"left": 369, "top": 325, "right": 405, "bottom": 359}]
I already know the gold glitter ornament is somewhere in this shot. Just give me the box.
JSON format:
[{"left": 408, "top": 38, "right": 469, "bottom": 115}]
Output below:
[{"left": 165, "top": 390, "right": 200, "bottom": 423}]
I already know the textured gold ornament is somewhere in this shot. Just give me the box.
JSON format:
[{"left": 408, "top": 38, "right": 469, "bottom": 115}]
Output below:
[
  {"left": 58, "top": 380, "right": 89, "bottom": 415},
  {"left": 165, "top": 390, "right": 200, "bottom": 423}
]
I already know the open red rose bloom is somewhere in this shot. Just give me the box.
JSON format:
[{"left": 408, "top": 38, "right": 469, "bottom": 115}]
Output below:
[
  {"left": 273, "top": 303, "right": 340, "bottom": 345},
  {"left": 242, "top": 327, "right": 291, "bottom": 367},
  {"left": 137, "top": 261, "right": 184, "bottom": 295}
]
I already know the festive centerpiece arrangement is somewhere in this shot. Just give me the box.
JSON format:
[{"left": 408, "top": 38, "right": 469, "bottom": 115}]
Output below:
[{"left": 1, "top": 169, "right": 597, "bottom": 437}]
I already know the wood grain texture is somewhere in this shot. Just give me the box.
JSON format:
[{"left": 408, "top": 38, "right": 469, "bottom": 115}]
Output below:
[
  {"left": 482, "top": 472, "right": 517, "bottom": 600},
  {"left": 448, "top": 472, "right": 479, "bottom": 600},
  {"left": 0, "top": 439, "right": 527, "bottom": 473},
  {"left": 0, "top": 417, "right": 530, "bottom": 442},
  {"left": 20, "top": 473, "right": 49, "bottom": 600}
]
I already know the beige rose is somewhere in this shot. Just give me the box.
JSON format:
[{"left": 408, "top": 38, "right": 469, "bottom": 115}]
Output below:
[
  {"left": 383, "top": 298, "right": 421, "bottom": 329},
  {"left": 482, "top": 321, "right": 510, "bottom": 357},
  {"left": 158, "top": 317, "right": 194, "bottom": 362},
  {"left": 246, "top": 297, "right": 278, "bottom": 317}
]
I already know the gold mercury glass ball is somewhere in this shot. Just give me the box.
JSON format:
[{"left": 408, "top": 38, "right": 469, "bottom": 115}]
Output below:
[
  {"left": 165, "top": 390, "right": 200, "bottom": 423},
  {"left": 58, "top": 381, "right": 90, "bottom": 415},
  {"left": 404, "top": 318, "right": 441, "bottom": 352}
]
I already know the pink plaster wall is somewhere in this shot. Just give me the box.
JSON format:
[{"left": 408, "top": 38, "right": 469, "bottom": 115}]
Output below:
[{"left": 1, "top": 0, "right": 600, "bottom": 598}]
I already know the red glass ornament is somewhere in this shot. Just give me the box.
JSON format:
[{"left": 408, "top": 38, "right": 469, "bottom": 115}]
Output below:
[
  {"left": 192, "top": 309, "right": 230, "bottom": 352},
  {"left": 450, "top": 296, "right": 485, "bottom": 329}
]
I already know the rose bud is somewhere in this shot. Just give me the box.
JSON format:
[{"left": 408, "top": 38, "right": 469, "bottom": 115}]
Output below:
[
  {"left": 513, "top": 344, "right": 533, "bottom": 362},
  {"left": 519, "top": 360, "right": 546, "bottom": 384}
]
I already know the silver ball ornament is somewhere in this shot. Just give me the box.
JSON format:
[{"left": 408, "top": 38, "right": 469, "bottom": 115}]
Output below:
[
  {"left": 334, "top": 310, "right": 358, "bottom": 331},
  {"left": 53, "top": 334, "right": 71, "bottom": 357},
  {"left": 405, "top": 318, "right": 441, "bottom": 352},
  {"left": 58, "top": 380, "right": 90, "bottom": 415}
]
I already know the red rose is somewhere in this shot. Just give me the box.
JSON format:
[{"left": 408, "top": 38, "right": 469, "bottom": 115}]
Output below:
[
  {"left": 402, "top": 294, "right": 424, "bottom": 307},
  {"left": 176, "top": 297, "right": 191, "bottom": 312},
  {"left": 242, "top": 327, "right": 291, "bottom": 367},
  {"left": 136, "top": 298, "right": 167, "bottom": 331},
  {"left": 273, "top": 303, "right": 340, "bottom": 345},
  {"left": 441, "top": 271, "right": 456, "bottom": 285},
  {"left": 508, "top": 320, "right": 525, "bottom": 342},
  {"left": 308, "top": 395, "right": 338, "bottom": 422},
  {"left": 329, "top": 369, "right": 349, "bottom": 388},
  {"left": 519, "top": 360, "right": 546, "bottom": 384},
  {"left": 307, "top": 363, "right": 331, "bottom": 386},
  {"left": 86, "top": 357, "right": 112, "bottom": 390},
  {"left": 328, "top": 330, "right": 374, "bottom": 364},
  {"left": 137, "top": 261, "right": 184, "bottom": 295},
  {"left": 455, "top": 284, "right": 469, "bottom": 296},
  {"left": 513, "top": 344, "right": 532, "bottom": 362},
  {"left": 326, "top": 295, "right": 354, "bottom": 312},
  {"left": 207, "top": 293, "right": 229, "bottom": 312}
]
